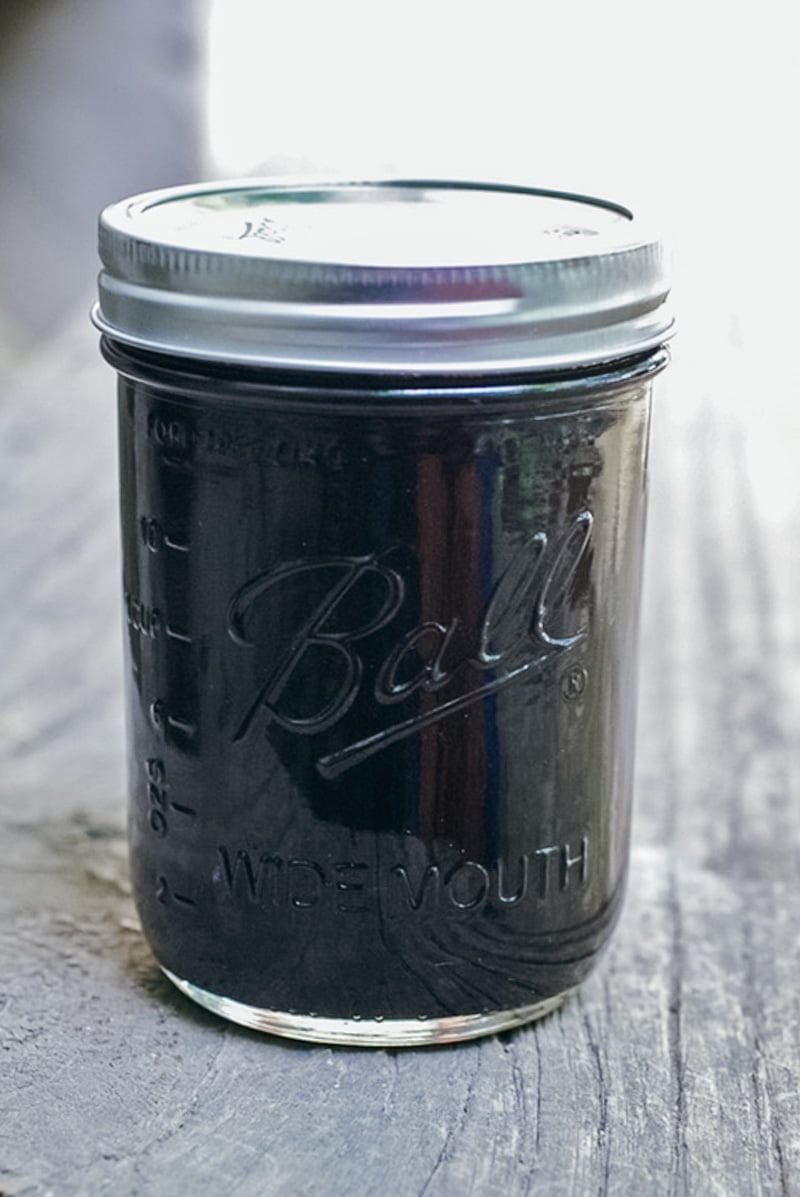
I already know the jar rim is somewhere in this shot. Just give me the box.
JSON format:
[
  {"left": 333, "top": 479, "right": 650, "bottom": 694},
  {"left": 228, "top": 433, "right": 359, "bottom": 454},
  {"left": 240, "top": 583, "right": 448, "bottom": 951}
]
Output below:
[{"left": 95, "top": 178, "right": 675, "bottom": 374}]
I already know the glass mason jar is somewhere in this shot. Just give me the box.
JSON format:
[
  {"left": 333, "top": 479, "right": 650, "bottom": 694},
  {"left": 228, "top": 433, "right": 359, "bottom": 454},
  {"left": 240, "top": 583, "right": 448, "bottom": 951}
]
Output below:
[{"left": 94, "top": 180, "right": 673, "bottom": 1045}]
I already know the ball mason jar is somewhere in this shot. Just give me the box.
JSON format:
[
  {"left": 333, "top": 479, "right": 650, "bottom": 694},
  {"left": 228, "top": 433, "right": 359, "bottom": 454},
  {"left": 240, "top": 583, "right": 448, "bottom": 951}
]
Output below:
[{"left": 94, "top": 180, "right": 673, "bottom": 1046}]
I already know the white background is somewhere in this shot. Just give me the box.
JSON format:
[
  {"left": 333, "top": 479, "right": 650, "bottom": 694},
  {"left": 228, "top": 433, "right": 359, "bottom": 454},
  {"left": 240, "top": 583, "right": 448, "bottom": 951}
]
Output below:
[{"left": 204, "top": 0, "right": 800, "bottom": 513}]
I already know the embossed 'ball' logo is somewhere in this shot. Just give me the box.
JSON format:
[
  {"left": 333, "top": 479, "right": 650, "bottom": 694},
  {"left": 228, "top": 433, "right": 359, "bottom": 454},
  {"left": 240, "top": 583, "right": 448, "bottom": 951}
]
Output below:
[{"left": 228, "top": 511, "right": 593, "bottom": 777}]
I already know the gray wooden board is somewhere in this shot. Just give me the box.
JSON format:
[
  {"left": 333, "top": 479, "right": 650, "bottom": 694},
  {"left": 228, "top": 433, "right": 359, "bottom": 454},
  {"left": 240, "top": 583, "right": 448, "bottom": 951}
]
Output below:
[{"left": 1, "top": 308, "right": 799, "bottom": 1196}]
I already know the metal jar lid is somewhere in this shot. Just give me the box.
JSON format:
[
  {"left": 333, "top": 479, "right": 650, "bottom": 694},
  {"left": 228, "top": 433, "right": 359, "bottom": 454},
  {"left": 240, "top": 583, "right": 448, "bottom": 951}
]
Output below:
[{"left": 94, "top": 179, "right": 674, "bottom": 374}]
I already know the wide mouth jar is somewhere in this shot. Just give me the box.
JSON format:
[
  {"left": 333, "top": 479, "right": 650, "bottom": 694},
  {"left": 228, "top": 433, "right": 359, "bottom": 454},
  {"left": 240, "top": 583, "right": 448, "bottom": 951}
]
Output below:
[{"left": 96, "top": 179, "right": 673, "bottom": 1045}]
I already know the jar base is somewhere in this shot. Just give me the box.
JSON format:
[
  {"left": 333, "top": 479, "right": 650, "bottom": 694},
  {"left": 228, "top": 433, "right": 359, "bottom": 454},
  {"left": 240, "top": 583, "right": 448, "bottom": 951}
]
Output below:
[{"left": 161, "top": 967, "right": 572, "bottom": 1046}]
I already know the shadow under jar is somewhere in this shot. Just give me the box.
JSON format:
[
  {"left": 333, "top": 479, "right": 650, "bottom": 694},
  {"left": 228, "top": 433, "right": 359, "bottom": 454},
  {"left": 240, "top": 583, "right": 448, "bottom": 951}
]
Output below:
[{"left": 94, "top": 179, "right": 673, "bottom": 1046}]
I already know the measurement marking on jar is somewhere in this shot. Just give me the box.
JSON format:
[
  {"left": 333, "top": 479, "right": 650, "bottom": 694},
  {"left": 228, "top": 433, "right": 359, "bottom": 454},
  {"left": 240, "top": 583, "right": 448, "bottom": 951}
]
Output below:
[
  {"left": 169, "top": 801, "right": 197, "bottom": 819},
  {"left": 165, "top": 625, "right": 194, "bottom": 644},
  {"left": 146, "top": 757, "right": 196, "bottom": 834},
  {"left": 156, "top": 875, "right": 196, "bottom": 908},
  {"left": 140, "top": 516, "right": 190, "bottom": 555},
  {"left": 124, "top": 595, "right": 194, "bottom": 645},
  {"left": 146, "top": 757, "right": 168, "bottom": 836},
  {"left": 167, "top": 714, "right": 197, "bottom": 735},
  {"left": 161, "top": 455, "right": 193, "bottom": 474},
  {"left": 149, "top": 699, "right": 197, "bottom": 740}
]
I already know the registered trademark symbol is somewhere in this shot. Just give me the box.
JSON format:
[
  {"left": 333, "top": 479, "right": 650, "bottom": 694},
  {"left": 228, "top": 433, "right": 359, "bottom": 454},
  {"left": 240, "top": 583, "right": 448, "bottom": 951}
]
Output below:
[{"left": 561, "top": 665, "right": 588, "bottom": 701}]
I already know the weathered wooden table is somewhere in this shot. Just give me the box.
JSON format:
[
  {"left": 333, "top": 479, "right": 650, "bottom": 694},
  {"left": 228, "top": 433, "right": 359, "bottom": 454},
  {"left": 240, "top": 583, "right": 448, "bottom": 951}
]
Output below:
[{"left": 1, "top": 294, "right": 798, "bottom": 1195}]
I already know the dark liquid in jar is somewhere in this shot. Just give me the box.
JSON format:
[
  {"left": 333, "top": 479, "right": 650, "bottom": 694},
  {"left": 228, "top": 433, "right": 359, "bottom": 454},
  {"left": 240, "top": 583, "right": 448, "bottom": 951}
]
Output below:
[{"left": 115, "top": 349, "right": 654, "bottom": 1020}]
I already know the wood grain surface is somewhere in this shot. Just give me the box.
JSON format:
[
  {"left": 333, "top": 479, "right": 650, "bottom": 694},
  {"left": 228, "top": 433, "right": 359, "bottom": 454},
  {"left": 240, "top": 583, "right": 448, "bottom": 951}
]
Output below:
[{"left": 1, "top": 283, "right": 798, "bottom": 1197}]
